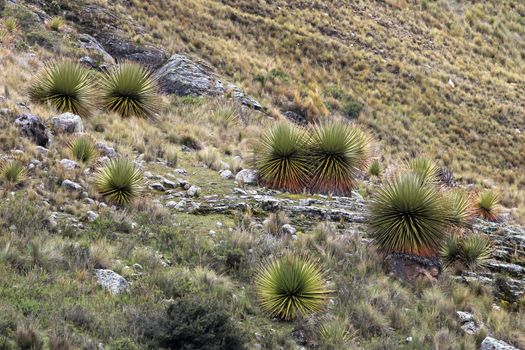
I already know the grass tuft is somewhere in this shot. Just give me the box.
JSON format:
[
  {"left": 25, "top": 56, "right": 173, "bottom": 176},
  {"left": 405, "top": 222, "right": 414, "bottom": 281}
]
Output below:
[
  {"left": 1, "top": 160, "right": 26, "bottom": 187},
  {"left": 475, "top": 190, "right": 501, "bottom": 222},
  {"left": 67, "top": 135, "right": 97, "bottom": 164}
]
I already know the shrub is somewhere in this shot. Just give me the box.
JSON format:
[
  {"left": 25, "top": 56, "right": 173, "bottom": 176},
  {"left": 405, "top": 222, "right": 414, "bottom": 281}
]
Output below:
[
  {"left": 440, "top": 233, "right": 461, "bottom": 267},
  {"left": 255, "top": 254, "right": 331, "bottom": 320},
  {"left": 318, "top": 319, "right": 353, "bottom": 350},
  {"left": 0, "top": 160, "right": 26, "bottom": 186},
  {"left": 29, "top": 61, "right": 95, "bottom": 117},
  {"left": 445, "top": 191, "right": 473, "bottom": 226},
  {"left": 406, "top": 157, "right": 438, "bottom": 184},
  {"left": 368, "top": 159, "right": 381, "bottom": 177},
  {"left": 94, "top": 158, "right": 144, "bottom": 205},
  {"left": 254, "top": 122, "right": 310, "bottom": 193},
  {"left": 369, "top": 173, "right": 448, "bottom": 256},
  {"left": 153, "top": 296, "right": 246, "bottom": 350},
  {"left": 475, "top": 190, "right": 501, "bottom": 222},
  {"left": 67, "top": 135, "right": 97, "bottom": 164},
  {"left": 341, "top": 97, "right": 363, "bottom": 119},
  {"left": 101, "top": 63, "right": 160, "bottom": 119},
  {"left": 308, "top": 122, "right": 369, "bottom": 195},
  {"left": 460, "top": 234, "right": 491, "bottom": 269}
]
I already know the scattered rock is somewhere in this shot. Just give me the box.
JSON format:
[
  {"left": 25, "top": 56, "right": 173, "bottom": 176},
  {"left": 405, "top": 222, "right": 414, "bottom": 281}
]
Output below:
[
  {"left": 480, "top": 337, "right": 518, "bottom": 350},
  {"left": 95, "top": 141, "right": 118, "bottom": 158},
  {"left": 78, "top": 33, "right": 115, "bottom": 64},
  {"left": 281, "top": 224, "right": 297, "bottom": 235},
  {"left": 149, "top": 183, "right": 166, "bottom": 192},
  {"left": 174, "top": 168, "right": 188, "bottom": 175},
  {"left": 15, "top": 114, "right": 50, "bottom": 147},
  {"left": 220, "top": 169, "right": 234, "bottom": 179},
  {"left": 166, "top": 201, "right": 178, "bottom": 209},
  {"left": 283, "top": 110, "right": 308, "bottom": 125},
  {"left": 60, "top": 159, "right": 80, "bottom": 170},
  {"left": 51, "top": 113, "right": 84, "bottom": 134},
  {"left": 86, "top": 211, "right": 99, "bottom": 222},
  {"left": 235, "top": 169, "right": 258, "bottom": 185},
  {"left": 161, "top": 178, "right": 179, "bottom": 188},
  {"left": 456, "top": 311, "right": 482, "bottom": 335},
  {"left": 61, "top": 179, "right": 83, "bottom": 192},
  {"left": 34, "top": 146, "right": 48, "bottom": 155},
  {"left": 95, "top": 269, "right": 129, "bottom": 295},
  {"left": 187, "top": 185, "right": 201, "bottom": 197}
]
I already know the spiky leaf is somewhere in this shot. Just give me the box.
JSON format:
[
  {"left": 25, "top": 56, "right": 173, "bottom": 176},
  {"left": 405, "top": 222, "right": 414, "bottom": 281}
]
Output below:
[
  {"left": 369, "top": 173, "right": 448, "bottom": 256},
  {"left": 460, "top": 234, "right": 491, "bottom": 269},
  {"left": 101, "top": 63, "right": 160, "bottom": 119},
  {"left": 94, "top": 158, "right": 144, "bottom": 205},
  {"left": 254, "top": 122, "right": 310, "bottom": 192},
  {"left": 0, "top": 160, "right": 26, "bottom": 185},
  {"left": 255, "top": 254, "right": 331, "bottom": 320},
  {"left": 308, "top": 122, "right": 369, "bottom": 195},
  {"left": 29, "top": 61, "right": 95, "bottom": 117},
  {"left": 67, "top": 135, "right": 97, "bottom": 164},
  {"left": 475, "top": 190, "right": 500, "bottom": 222}
]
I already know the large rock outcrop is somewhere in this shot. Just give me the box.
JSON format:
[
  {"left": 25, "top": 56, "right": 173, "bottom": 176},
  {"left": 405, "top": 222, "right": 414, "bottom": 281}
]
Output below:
[
  {"left": 15, "top": 114, "right": 50, "bottom": 147},
  {"left": 156, "top": 54, "right": 262, "bottom": 110}
]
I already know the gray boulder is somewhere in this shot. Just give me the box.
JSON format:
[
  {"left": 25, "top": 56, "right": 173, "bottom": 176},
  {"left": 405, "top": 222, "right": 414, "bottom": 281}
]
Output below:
[
  {"left": 61, "top": 180, "right": 83, "bottom": 192},
  {"left": 78, "top": 34, "right": 115, "bottom": 64},
  {"left": 187, "top": 185, "right": 201, "bottom": 197},
  {"left": 220, "top": 170, "right": 234, "bottom": 179},
  {"left": 60, "top": 159, "right": 80, "bottom": 170},
  {"left": 15, "top": 114, "right": 50, "bottom": 147},
  {"left": 51, "top": 113, "right": 84, "bottom": 134},
  {"left": 95, "top": 269, "right": 129, "bottom": 295},
  {"left": 156, "top": 54, "right": 262, "bottom": 110},
  {"left": 235, "top": 169, "right": 258, "bottom": 185},
  {"left": 95, "top": 141, "right": 118, "bottom": 158},
  {"left": 480, "top": 337, "right": 518, "bottom": 350}
]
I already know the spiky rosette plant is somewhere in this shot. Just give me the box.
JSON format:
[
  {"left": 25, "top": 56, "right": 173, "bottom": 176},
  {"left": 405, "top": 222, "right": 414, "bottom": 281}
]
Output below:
[
  {"left": 445, "top": 191, "right": 473, "bottom": 227},
  {"left": 254, "top": 122, "right": 310, "bottom": 193},
  {"left": 255, "top": 254, "right": 331, "bottom": 320},
  {"left": 67, "top": 135, "right": 97, "bottom": 164},
  {"left": 475, "top": 190, "right": 501, "bottom": 222},
  {"left": 0, "top": 160, "right": 26, "bottom": 187},
  {"left": 369, "top": 173, "right": 448, "bottom": 256},
  {"left": 406, "top": 157, "right": 439, "bottom": 185},
  {"left": 308, "top": 122, "right": 369, "bottom": 195},
  {"left": 460, "top": 234, "right": 491, "bottom": 269},
  {"left": 94, "top": 158, "right": 144, "bottom": 205},
  {"left": 440, "top": 233, "right": 461, "bottom": 267},
  {"left": 29, "top": 61, "right": 95, "bottom": 117},
  {"left": 101, "top": 63, "right": 160, "bottom": 119}
]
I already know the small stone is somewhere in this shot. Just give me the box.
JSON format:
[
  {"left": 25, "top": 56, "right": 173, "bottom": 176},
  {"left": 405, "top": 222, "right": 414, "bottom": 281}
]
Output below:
[
  {"left": 34, "top": 146, "right": 48, "bottom": 155},
  {"left": 149, "top": 182, "right": 166, "bottom": 191},
  {"left": 60, "top": 159, "right": 80, "bottom": 170},
  {"left": 233, "top": 188, "right": 247, "bottom": 195},
  {"left": 174, "top": 168, "right": 187, "bottom": 175},
  {"left": 95, "top": 269, "right": 129, "bottom": 295},
  {"left": 144, "top": 171, "right": 154, "bottom": 178},
  {"left": 166, "top": 201, "right": 178, "bottom": 208},
  {"left": 216, "top": 222, "right": 223, "bottom": 229},
  {"left": 95, "top": 141, "right": 118, "bottom": 158},
  {"left": 281, "top": 224, "right": 297, "bottom": 235},
  {"left": 61, "top": 179, "right": 83, "bottom": 192},
  {"left": 208, "top": 230, "right": 216, "bottom": 237},
  {"left": 51, "top": 112, "right": 84, "bottom": 134},
  {"left": 187, "top": 185, "right": 200, "bottom": 197},
  {"left": 480, "top": 337, "right": 518, "bottom": 350},
  {"left": 161, "top": 178, "right": 179, "bottom": 188},
  {"left": 235, "top": 169, "right": 258, "bottom": 185},
  {"left": 220, "top": 169, "right": 234, "bottom": 179},
  {"left": 86, "top": 211, "right": 99, "bottom": 222}
]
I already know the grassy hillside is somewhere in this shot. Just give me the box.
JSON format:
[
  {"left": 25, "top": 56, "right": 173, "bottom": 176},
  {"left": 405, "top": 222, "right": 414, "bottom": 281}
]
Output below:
[
  {"left": 122, "top": 0, "right": 525, "bottom": 219},
  {"left": 0, "top": 1, "right": 525, "bottom": 349}
]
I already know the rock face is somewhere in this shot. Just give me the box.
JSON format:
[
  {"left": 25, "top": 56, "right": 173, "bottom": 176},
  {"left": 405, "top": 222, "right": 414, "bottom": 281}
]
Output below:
[
  {"left": 51, "top": 113, "right": 84, "bottom": 134},
  {"left": 156, "top": 54, "right": 262, "bottom": 110},
  {"left": 384, "top": 253, "right": 441, "bottom": 285},
  {"left": 95, "top": 269, "right": 129, "bottom": 295},
  {"left": 456, "top": 311, "right": 482, "bottom": 335},
  {"left": 97, "top": 34, "right": 167, "bottom": 68},
  {"left": 78, "top": 33, "right": 114, "bottom": 64},
  {"left": 480, "top": 337, "right": 518, "bottom": 350},
  {"left": 15, "top": 114, "right": 50, "bottom": 147}
]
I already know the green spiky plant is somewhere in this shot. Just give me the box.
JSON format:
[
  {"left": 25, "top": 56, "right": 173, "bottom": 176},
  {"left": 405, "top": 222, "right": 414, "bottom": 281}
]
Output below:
[
  {"left": 368, "top": 159, "right": 381, "bottom": 177},
  {"left": 94, "top": 158, "right": 144, "bottom": 205},
  {"left": 255, "top": 254, "right": 331, "bottom": 320},
  {"left": 0, "top": 160, "right": 26, "bottom": 187},
  {"left": 475, "top": 190, "right": 501, "bottom": 222},
  {"left": 406, "top": 157, "right": 439, "bottom": 185},
  {"left": 67, "top": 135, "right": 97, "bottom": 164},
  {"left": 460, "top": 234, "right": 491, "bottom": 269},
  {"left": 318, "top": 318, "right": 353, "bottom": 350},
  {"left": 101, "top": 63, "right": 160, "bottom": 119},
  {"left": 369, "top": 173, "right": 448, "bottom": 256},
  {"left": 254, "top": 122, "right": 310, "bottom": 193},
  {"left": 440, "top": 233, "right": 461, "bottom": 267},
  {"left": 446, "top": 191, "right": 473, "bottom": 227},
  {"left": 308, "top": 122, "right": 369, "bottom": 195},
  {"left": 29, "top": 61, "right": 95, "bottom": 117}
]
